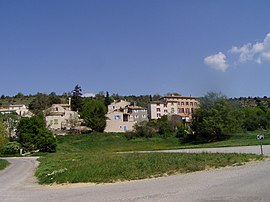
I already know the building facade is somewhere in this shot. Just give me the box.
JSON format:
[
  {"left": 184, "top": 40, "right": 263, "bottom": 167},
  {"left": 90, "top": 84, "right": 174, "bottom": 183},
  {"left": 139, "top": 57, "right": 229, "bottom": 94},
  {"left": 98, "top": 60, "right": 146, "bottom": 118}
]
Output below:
[
  {"left": 148, "top": 95, "right": 199, "bottom": 122},
  {"left": 0, "top": 104, "right": 33, "bottom": 117},
  {"left": 105, "top": 100, "right": 148, "bottom": 132},
  {"left": 45, "top": 103, "right": 81, "bottom": 131}
]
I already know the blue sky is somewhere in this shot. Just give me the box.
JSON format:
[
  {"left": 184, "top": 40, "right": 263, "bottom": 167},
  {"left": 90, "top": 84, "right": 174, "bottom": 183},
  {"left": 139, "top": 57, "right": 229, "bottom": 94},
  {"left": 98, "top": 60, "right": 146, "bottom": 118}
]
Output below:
[{"left": 1, "top": 0, "right": 270, "bottom": 98}]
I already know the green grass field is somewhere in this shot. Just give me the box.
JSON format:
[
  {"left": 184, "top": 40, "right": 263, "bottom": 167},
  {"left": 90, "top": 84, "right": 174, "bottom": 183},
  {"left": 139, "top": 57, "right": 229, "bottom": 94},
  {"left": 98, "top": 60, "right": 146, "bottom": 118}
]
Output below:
[
  {"left": 0, "top": 159, "right": 9, "bottom": 170},
  {"left": 35, "top": 131, "right": 266, "bottom": 184}
]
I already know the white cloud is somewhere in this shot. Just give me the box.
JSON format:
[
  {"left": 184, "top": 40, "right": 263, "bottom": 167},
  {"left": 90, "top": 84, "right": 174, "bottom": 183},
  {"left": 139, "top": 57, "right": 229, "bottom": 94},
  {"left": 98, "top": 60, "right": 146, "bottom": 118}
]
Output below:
[
  {"left": 229, "top": 33, "right": 270, "bottom": 64},
  {"left": 204, "top": 52, "right": 229, "bottom": 72},
  {"left": 82, "top": 93, "right": 95, "bottom": 97}
]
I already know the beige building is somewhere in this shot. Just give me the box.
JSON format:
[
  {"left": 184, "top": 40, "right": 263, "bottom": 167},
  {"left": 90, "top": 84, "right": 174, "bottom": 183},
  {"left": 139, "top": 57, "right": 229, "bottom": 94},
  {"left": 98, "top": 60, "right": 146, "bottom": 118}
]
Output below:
[
  {"left": 45, "top": 103, "right": 81, "bottom": 131},
  {"left": 105, "top": 100, "right": 148, "bottom": 132},
  {"left": 148, "top": 95, "right": 199, "bottom": 122},
  {"left": 0, "top": 104, "right": 33, "bottom": 117}
]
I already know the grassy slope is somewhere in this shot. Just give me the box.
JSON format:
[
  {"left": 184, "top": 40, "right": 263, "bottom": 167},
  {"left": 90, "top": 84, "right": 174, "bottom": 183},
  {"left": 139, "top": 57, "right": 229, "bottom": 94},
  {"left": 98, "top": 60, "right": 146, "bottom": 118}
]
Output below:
[{"left": 35, "top": 132, "right": 266, "bottom": 184}]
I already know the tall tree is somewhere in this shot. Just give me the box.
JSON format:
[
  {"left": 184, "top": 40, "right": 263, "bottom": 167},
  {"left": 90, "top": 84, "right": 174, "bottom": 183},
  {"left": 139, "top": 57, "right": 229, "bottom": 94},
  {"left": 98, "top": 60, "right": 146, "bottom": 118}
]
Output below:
[
  {"left": 104, "top": 91, "right": 111, "bottom": 109},
  {"left": 71, "top": 85, "right": 83, "bottom": 112},
  {"left": 81, "top": 99, "right": 107, "bottom": 132}
]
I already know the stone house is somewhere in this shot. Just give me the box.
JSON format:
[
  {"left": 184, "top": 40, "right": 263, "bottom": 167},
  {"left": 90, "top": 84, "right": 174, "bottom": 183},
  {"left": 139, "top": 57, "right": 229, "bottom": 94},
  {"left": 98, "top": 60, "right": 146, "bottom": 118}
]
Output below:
[
  {"left": 104, "top": 100, "right": 148, "bottom": 132},
  {"left": 45, "top": 103, "right": 81, "bottom": 131}
]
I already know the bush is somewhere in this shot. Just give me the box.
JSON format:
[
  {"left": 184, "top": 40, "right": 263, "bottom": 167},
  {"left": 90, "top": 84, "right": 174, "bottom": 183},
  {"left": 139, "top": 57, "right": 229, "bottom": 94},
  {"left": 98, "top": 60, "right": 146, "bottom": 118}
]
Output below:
[
  {"left": 16, "top": 114, "right": 57, "bottom": 152},
  {"left": 4, "top": 142, "right": 21, "bottom": 155}
]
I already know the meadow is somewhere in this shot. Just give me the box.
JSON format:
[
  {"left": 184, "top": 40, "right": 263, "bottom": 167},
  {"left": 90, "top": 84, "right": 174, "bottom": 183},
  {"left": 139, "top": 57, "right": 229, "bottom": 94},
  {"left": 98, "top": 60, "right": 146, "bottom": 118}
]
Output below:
[{"left": 35, "top": 131, "right": 266, "bottom": 184}]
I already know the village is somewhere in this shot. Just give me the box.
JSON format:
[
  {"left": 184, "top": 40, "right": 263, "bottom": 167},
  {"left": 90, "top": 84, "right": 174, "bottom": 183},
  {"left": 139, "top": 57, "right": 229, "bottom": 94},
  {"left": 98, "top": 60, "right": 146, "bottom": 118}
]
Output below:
[{"left": 0, "top": 94, "right": 199, "bottom": 135}]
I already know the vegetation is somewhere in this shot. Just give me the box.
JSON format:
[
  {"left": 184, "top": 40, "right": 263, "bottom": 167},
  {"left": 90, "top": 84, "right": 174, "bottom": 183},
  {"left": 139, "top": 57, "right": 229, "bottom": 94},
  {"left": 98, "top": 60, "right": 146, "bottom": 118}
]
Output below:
[
  {"left": 0, "top": 121, "right": 8, "bottom": 153},
  {"left": 71, "top": 84, "right": 83, "bottom": 112},
  {"left": 16, "top": 114, "right": 57, "bottom": 152},
  {"left": 190, "top": 92, "right": 243, "bottom": 142},
  {"left": 35, "top": 133, "right": 264, "bottom": 184},
  {"left": 3, "top": 141, "right": 21, "bottom": 155},
  {"left": 81, "top": 99, "right": 107, "bottom": 132},
  {"left": 0, "top": 159, "right": 9, "bottom": 170},
  {"left": 29, "top": 93, "right": 62, "bottom": 114},
  {"left": 0, "top": 113, "right": 20, "bottom": 137}
]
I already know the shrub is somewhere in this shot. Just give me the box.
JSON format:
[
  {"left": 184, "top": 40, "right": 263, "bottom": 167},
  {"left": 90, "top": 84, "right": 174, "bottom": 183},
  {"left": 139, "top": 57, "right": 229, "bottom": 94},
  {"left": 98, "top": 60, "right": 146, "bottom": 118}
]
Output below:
[{"left": 4, "top": 142, "right": 21, "bottom": 155}]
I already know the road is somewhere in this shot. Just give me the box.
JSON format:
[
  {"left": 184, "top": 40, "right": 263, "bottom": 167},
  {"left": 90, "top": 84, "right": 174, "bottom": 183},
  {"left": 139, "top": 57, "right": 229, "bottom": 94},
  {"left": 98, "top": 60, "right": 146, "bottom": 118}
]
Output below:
[{"left": 1, "top": 146, "right": 270, "bottom": 202}]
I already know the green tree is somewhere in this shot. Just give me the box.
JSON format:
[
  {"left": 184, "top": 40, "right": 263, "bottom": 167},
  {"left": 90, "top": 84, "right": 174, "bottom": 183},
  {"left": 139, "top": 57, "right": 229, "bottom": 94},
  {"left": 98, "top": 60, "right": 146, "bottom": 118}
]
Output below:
[
  {"left": 16, "top": 114, "right": 56, "bottom": 152},
  {"left": 81, "top": 99, "right": 107, "bottom": 132},
  {"left": 71, "top": 85, "right": 83, "bottom": 112},
  {"left": 29, "top": 93, "right": 50, "bottom": 114},
  {"left": 104, "top": 91, "right": 111, "bottom": 109},
  {"left": 48, "top": 92, "right": 62, "bottom": 105},
  {"left": 191, "top": 92, "right": 242, "bottom": 142},
  {"left": 0, "top": 121, "right": 8, "bottom": 153}
]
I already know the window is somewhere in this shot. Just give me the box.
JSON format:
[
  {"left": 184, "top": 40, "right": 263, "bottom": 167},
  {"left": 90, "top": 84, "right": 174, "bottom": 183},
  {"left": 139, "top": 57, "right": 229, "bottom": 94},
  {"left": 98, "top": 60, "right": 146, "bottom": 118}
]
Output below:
[
  {"left": 135, "top": 115, "right": 139, "bottom": 118},
  {"left": 190, "top": 102, "right": 193, "bottom": 106},
  {"left": 186, "top": 102, "right": 189, "bottom": 106},
  {"left": 185, "top": 108, "right": 190, "bottom": 114},
  {"left": 164, "top": 109, "right": 168, "bottom": 113},
  {"left": 194, "top": 102, "right": 198, "bottom": 106},
  {"left": 181, "top": 102, "right": 184, "bottom": 106},
  {"left": 180, "top": 108, "right": 184, "bottom": 113},
  {"left": 142, "top": 114, "right": 146, "bottom": 118},
  {"left": 157, "top": 108, "right": 161, "bottom": 112},
  {"left": 157, "top": 113, "right": 161, "bottom": 118},
  {"left": 164, "top": 104, "right": 167, "bottom": 108},
  {"left": 54, "top": 119, "right": 58, "bottom": 125},
  {"left": 114, "top": 115, "right": 121, "bottom": 120}
]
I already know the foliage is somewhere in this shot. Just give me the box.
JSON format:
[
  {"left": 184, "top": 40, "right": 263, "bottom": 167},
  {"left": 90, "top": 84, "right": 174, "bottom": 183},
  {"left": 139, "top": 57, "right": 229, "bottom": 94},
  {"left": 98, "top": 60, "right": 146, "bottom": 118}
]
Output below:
[
  {"left": 176, "top": 124, "right": 194, "bottom": 143},
  {"left": 132, "top": 121, "right": 157, "bottom": 138},
  {"left": 104, "top": 91, "right": 111, "bottom": 109},
  {"left": 81, "top": 99, "right": 107, "bottom": 132},
  {"left": 29, "top": 93, "right": 62, "bottom": 114},
  {"left": 3, "top": 141, "right": 21, "bottom": 154},
  {"left": 241, "top": 107, "right": 270, "bottom": 131},
  {"left": 132, "top": 116, "right": 182, "bottom": 139},
  {"left": 71, "top": 85, "right": 83, "bottom": 112},
  {"left": 191, "top": 92, "right": 243, "bottom": 142},
  {"left": 0, "top": 121, "right": 8, "bottom": 152},
  {"left": 0, "top": 159, "right": 9, "bottom": 170},
  {"left": 16, "top": 114, "right": 57, "bottom": 152},
  {"left": 0, "top": 113, "right": 19, "bottom": 137}
]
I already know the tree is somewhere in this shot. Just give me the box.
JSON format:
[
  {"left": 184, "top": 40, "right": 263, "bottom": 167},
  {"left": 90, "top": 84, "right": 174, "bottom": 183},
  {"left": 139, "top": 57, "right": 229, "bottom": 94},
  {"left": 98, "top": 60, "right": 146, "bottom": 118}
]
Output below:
[
  {"left": 16, "top": 114, "right": 56, "bottom": 152},
  {"left": 104, "top": 91, "right": 111, "bottom": 109},
  {"left": 29, "top": 93, "right": 50, "bottom": 114},
  {"left": 48, "top": 92, "right": 61, "bottom": 105},
  {"left": 71, "top": 85, "right": 83, "bottom": 112},
  {"left": 14, "top": 92, "right": 24, "bottom": 99},
  {"left": 191, "top": 92, "right": 242, "bottom": 142},
  {"left": 81, "top": 99, "right": 107, "bottom": 132},
  {"left": 0, "top": 121, "right": 8, "bottom": 153}
]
